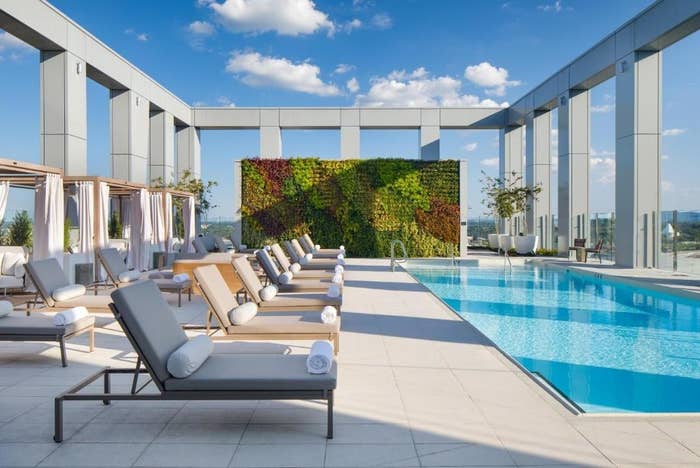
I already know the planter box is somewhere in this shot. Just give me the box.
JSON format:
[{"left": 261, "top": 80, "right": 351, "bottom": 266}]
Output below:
[{"left": 513, "top": 235, "right": 539, "bottom": 254}]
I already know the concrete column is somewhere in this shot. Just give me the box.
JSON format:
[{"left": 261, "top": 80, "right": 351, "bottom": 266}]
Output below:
[
  {"left": 260, "top": 109, "right": 281, "bottom": 158},
  {"left": 341, "top": 126, "right": 360, "bottom": 159},
  {"left": 40, "top": 50, "right": 87, "bottom": 174},
  {"left": 499, "top": 125, "right": 524, "bottom": 234},
  {"left": 459, "top": 160, "right": 469, "bottom": 258},
  {"left": 525, "top": 110, "right": 552, "bottom": 247},
  {"left": 110, "top": 89, "right": 150, "bottom": 183},
  {"left": 232, "top": 160, "right": 243, "bottom": 247},
  {"left": 176, "top": 126, "right": 201, "bottom": 179},
  {"left": 615, "top": 51, "right": 662, "bottom": 268},
  {"left": 149, "top": 111, "right": 175, "bottom": 184},
  {"left": 558, "top": 89, "right": 590, "bottom": 255},
  {"left": 420, "top": 109, "right": 440, "bottom": 160}
]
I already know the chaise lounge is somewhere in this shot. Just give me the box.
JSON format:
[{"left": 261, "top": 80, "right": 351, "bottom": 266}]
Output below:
[
  {"left": 255, "top": 249, "right": 338, "bottom": 293},
  {"left": 285, "top": 240, "right": 340, "bottom": 270},
  {"left": 299, "top": 234, "right": 345, "bottom": 258},
  {"left": 53, "top": 280, "right": 337, "bottom": 442},
  {"left": 193, "top": 264, "right": 340, "bottom": 351},
  {"left": 270, "top": 244, "right": 335, "bottom": 279}
]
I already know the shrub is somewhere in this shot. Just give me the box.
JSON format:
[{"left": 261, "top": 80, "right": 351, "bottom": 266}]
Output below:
[
  {"left": 108, "top": 211, "right": 122, "bottom": 238},
  {"left": 8, "top": 210, "right": 32, "bottom": 248}
]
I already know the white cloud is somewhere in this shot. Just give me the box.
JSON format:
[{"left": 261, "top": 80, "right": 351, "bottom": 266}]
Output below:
[
  {"left": 0, "top": 31, "right": 33, "bottom": 60},
  {"left": 480, "top": 157, "right": 499, "bottom": 167},
  {"left": 346, "top": 77, "right": 359, "bottom": 93},
  {"left": 137, "top": 33, "right": 149, "bottom": 42},
  {"left": 661, "top": 180, "right": 674, "bottom": 192},
  {"left": 339, "top": 18, "right": 362, "bottom": 33},
  {"left": 354, "top": 67, "right": 508, "bottom": 107},
  {"left": 124, "top": 28, "right": 149, "bottom": 42},
  {"left": 333, "top": 63, "right": 355, "bottom": 75},
  {"left": 662, "top": 154, "right": 670, "bottom": 160},
  {"left": 464, "top": 62, "right": 521, "bottom": 96},
  {"left": 208, "top": 0, "right": 335, "bottom": 36},
  {"left": 590, "top": 154, "right": 615, "bottom": 184},
  {"left": 590, "top": 147, "right": 614, "bottom": 158},
  {"left": 226, "top": 51, "right": 340, "bottom": 96},
  {"left": 662, "top": 128, "right": 686, "bottom": 137},
  {"left": 188, "top": 20, "right": 216, "bottom": 36},
  {"left": 538, "top": 1, "right": 563, "bottom": 12},
  {"left": 216, "top": 96, "right": 236, "bottom": 107},
  {"left": 463, "top": 142, "right": 478, "bottom": 152},
  {"left": 371, "top": 13, "right": 392, "bottom": 29},
  {"left": 591, "top": 104, "right": 614, "bottom": 113}
]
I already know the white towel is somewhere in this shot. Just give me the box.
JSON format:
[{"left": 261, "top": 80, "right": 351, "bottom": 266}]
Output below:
[
  {"left": 337, "top": 258, "right": 346, "bottom": 266},
  {"left": 315, "top": 244, "right": 320, "bottom": 251},
  {"left": 339, "top": 245, "right": 345, "bottom": 251},
  {"left": 300, "top": 253, "right": 313, "bottom": 265},
  {"left": 334, "top": 265, "right": 344, "bottom": 274},
  {"left": 279, "top": 271, "right": 293, "bottom": 285},
  {"left": 0, "top": 300, "right": 12, "bottom": 318},
  {"left": 321, "top": 305, "right": 337, "bottom": 324},
  {"left": 331, "top": 273, "right": 343, "bottom": 284},
  {"left": 52, "top": 306, "right": 89, "bottom": 326},
  {"left": 327, "top": 284, "right": 341, "bottom": 298},
  {"left": 337, "top": 253, "right": 344, "bottom": 260},
  {"left": 173, "top": 273, "right": 190, "bottom": 283},
  {"left": 290, "top": 263, "right": 301, "bottom": 273},
  {"left": 263, "top": 245, "right": 271, "bottom": 251},
  {"left": 307, "top": 340, "right": 334, "bottom": 374}
]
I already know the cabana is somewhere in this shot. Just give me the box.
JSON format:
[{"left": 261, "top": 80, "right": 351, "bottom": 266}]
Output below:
[
  {"left": 148, "top": 188, "right": 196, "bottom": 262},
  {"left": 63, "top": 176, "right": 148, "bottom": 281}
]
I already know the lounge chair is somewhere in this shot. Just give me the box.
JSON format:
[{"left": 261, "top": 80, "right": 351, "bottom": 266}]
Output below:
[
  {"left": 231, "top": 256, "right": 342, "bottom": 313},
  {"left": 586, "top": 240, "right": 604, "bottom": 263},
  {"left": 53, "top": 280, "right": 337, "bottom": 442},
  {"left": 255, "top": 249, "right": 337, "bottom": 293},
  {"left": 285, "top": 240, "right": 339, "bottom": 270},
  {"left": 193, "top": 264, "right": 340, "bottom": 351},
  {"left": 229, "top": 235, "right": 256, "bottom": 254},
  {"left": 0, "top": 310, "right": 94, "bottom": 367},
  {"left": 97, "top": 248, "right": 193, "bottom": 307},
  {"left": 300, "top": 234, "right": 344, "bottom": 258},
  {"left": 24, "top": 259, "right": 113, "bottom": 314},
  {"left": 270, "top": 243, "right": 335, "bottom": 279}
]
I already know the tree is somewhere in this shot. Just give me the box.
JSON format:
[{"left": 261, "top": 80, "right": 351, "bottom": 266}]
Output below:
[
  {"left": 108, "top": 211, "right": 123, "bottom": 238},
  {"left": 480, "top": 171, "right": 541, "bottom": 234},
  {"left": 152, "top": 170, "right": 218, "bottom": 218},
  {"left": 8, "top": 210, "right": 32, "bottom": 248}
]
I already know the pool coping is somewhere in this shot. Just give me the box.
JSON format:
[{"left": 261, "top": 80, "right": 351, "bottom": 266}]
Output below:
[{"left": 401, "top": 258, "right": 700, "bottom": 420}]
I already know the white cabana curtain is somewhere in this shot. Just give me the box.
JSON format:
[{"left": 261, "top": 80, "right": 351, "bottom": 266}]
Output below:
[
  {"left": 95, "top": 182, "right": 110, "bottom": 280},
  {"left": 150, "top": 192, "right": 165, "bottom": 252},
  {"left": 34, "top": 174, "right": 64, "bottom": 262},
  {"left": 127, "top": 188, "right": 152, "bottom": 271},
  {"left": 164, "top": 192, "right": 173, "bottom": 252},
  {"left": 120, "top": 197, "right": 131, "bottom": 239},
  {"left": 75, "top": 181, "right": 94, "bottom": 267},
  {"left": 0, "top": 181, "right": 9, "bottom": 223},
  {"left": 182, "top": 195, "right": 196, "bottom": 253}
]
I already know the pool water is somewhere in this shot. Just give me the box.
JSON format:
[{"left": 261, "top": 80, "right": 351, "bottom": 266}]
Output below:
[{"left": 406, "top": 262, "right": 700, "bottom": 413}]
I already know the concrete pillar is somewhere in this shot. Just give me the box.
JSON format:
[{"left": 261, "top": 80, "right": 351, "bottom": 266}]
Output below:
[
  {"left": 341, "top": 126, "right": 360, "bottom": 159},
  {"left": 499, "top": 125, "right": 524, "bottom": 234},
  {"left": 260, "top": 109, "right": 281, "bottom": 158},
  {"left": 558, "top": 89, "right": 590, "bottom": 255},
  {"left": 615, "top": 51, "right": 662, "bottom": 268},
  {"left": 176, "top": 126, "right": 201, "bottom": 179},
  {"left": 149, "top": 111, "right": 175, "bottom": 184},
  {"left": 40, "top": 50, "right": 87, "bottom": 174},
  {"left": 525, "top": 110, "right": 552, "bottom": 247},
  {"left": 232, "top": 160, "right": 243, "bottom": 247},
  {"left": 459, "top": 160, "right": 469, "bottom": 257},
  {"left": 110, "top": 89, "right": 150, "bottom": 183},
  {"left": 420, "top": 109, "right": 440, "bottom": 160}
]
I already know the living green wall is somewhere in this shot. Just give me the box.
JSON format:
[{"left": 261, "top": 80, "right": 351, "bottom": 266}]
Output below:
[{"left": 241, "top": 158, "right": 460, "bottom": 257}]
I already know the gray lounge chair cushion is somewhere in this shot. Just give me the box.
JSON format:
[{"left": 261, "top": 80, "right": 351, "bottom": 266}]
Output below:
[
  {"left": 214, "top": 236, "right": 229, "bottom": 253},
  {"left": 225, "top": 313, "right": 340, "bottom": 335},
  {"left": 0, "top": 313, "right": 94, "bottom": 336},
  {"left": 164, "top": 354, "right": 337, "bottom": 391},
  {"left": 231, "top": 256, "right": 264, "bottom": 303},
  {"left": 271, "top": 244, "right": 292, "bottom": 270},
  {"left": 284, "top": 241, "right": 301, "bottom": 262},
  {"left": 98, "top": 248, "right": 128, "bottom": 281},
  {"left": 111, "top": 281, "right": 188, "bottom": 383},
  {"left": 192, "top": 237, "right": 215, "bottom": 254},
  {"left": 300, "top": 234, "right": 315, "bottom": 252},
  {"left": 193, "top": 265, "right": 236, "bottom": 328},
  {"left": 255, "top": 249, "right": 281, "bottom": 283},
  {"left": 25, "top": 259, "right": 70, "bottom": 307},
  {"left": 290, "top": 239, "right": 308, "bottom": 259}
]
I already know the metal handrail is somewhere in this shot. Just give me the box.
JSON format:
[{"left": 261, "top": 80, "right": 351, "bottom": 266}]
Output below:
[{"left": 390, "top": 239, "right": 408, "bottom": 272}]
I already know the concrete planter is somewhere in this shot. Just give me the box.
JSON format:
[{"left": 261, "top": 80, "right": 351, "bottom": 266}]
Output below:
[
  {"left": 488, "top": 234, "right": 500, "bottom": 249},
  {"left": 514, "top": 235, "right": 539, "bottom": 254},
  {"left": 498, "top": 235, "right": 514, "bottom": 252}
]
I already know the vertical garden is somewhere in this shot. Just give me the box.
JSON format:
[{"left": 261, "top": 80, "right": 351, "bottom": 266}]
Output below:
[{"left": 241, "top": 158, "right": 460, "bottom": 257}]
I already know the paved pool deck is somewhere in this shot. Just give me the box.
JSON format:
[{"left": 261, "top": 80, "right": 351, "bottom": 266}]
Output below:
[{"left": 1, "top": 257, "right": 700, "bottom": 467}]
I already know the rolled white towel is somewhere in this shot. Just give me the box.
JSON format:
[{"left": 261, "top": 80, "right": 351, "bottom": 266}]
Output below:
[
  {"left": 331, "top": 273, "right": 343, "bottom": 284},
  {"left": 263, "top": 245, "right": 271, "bottom": 251},
  {"left": 334, "top": 265, "right": 344, "bottom": 274},
  {"left": 279, "top": 271, "right": 293, "bottom": 285},
  {"left": 173, "top": 273, "right": 190, "bottom": 283},
  {"left": 290, "top": 262, "right": 301, "bottom": 273},
  {"left": 327, "top": 284, "right": 341, "bottom": 298},
  {"left": 307, "top": 340, "right": 334, "bottom": 374},
  {"left": 337, "top": 253, "right": 344, "bottom": 260},
  {"left": 299, "top": 253, "right": 313, "bottom": 265},
  {"left": 0, "top": 300, "right": 12, "bottom": 318},
  {"left": 53, "top": 306, "right": 89, "bottom": 326},
  {"left": 315, "top": 244, "right": 321, "bottom": 251},
  {"left": 337, "top": 258, "right": 346, "bottom": 266},
  {"left": 321, "top": 305, "right": 337, "bottom": 324},
  {"left": 339, "top": 245, "right": 345, "bottom": 251},
  {"left": 259, "top": 284, "right": 278, "bottom": 301}
]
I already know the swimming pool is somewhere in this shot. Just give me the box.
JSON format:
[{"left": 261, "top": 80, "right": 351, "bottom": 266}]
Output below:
[{"left": 405, "top": 261, "right": 700, "bottom": 413}]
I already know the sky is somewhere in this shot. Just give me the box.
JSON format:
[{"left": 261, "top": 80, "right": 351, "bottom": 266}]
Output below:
[{"left": 0, "top": 0, "right": 697, "bottom": 220}]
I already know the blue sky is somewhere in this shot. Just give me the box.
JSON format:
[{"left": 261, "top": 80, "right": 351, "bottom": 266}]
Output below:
[{"left": 0, "top": 0, "right": 697, "bottom": 220}]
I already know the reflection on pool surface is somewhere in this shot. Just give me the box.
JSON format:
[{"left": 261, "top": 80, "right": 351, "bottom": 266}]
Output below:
[{"left": 406, "top": 262, "right": 700, "bottom": 413}]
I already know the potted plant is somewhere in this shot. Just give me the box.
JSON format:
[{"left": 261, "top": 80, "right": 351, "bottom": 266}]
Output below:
[
  {"left": 509, "top": 180, "right": 542, "bottom": 254},
  {"left": 481, "top": 172, "right": 516, "bottom": 253}
]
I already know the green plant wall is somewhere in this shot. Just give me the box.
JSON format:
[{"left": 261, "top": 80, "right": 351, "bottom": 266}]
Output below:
[{"left": 241, "top": 158, "right": 460, "bottom": 257}]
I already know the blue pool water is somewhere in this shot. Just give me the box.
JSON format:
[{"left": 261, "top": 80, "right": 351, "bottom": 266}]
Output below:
[{"left": 406, "top": 261, "right": 700, "bottom": 413}]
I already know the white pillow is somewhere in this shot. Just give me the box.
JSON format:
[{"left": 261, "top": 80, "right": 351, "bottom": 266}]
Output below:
[
  {"left": 279, "top": 271, "right": 293, "bottom": 285},
  {"left": 2, "top": 252, "right": 25, "bottom": 277},
  {"left": 337, "top": 253, "right": 345, "bottom": 260},
  {"left": 118, "top": 270, "right": 141, "bottom": 283},
  {"left": 167, "top": 335, "right": 213, "bottom": 378},
  {"left": 259, "top": 284, "right": 278, "bottom": 301},
  {"left": 229, "top": 302, "right": 258, "bottom": 325},
  {"left": 290, "top": 263, "right": 301, "bottom": 273},
  {"left": 337, "top": 258, "right": 346, "bottom": 266},
  {"left": 327, "top": 284, "right": 341, "bottom": 298},
  {"left": 0, "top": 300, "right": 12, "bottom": 318},
  {"left": 299, "top": 253, "right": 313, "bottom": 265},
  {"left": 52, "top": 284, "right": 86, "bottom": 302}
]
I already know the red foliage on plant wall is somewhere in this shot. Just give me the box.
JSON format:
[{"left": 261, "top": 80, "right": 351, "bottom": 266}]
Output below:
[
  {"left": 247, "top": 158, "right": 292, "bottom": 197},
  {"left": 416, "top": 198, "right": 460, "bottom": 244}
]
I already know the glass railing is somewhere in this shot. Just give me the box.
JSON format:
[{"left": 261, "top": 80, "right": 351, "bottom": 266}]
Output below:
[
  {"left": 659, "top": 210, "right": 700, "bottom": 276},
  {"left": 589, "top": 212, "right": 616, "bottom": 262}
]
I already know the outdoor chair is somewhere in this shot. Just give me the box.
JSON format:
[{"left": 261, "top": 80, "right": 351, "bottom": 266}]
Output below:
[
  {"left": 270, "top": 243, "right": 335, "bottom": 279},
  {"left": 256, "top": 248, "right": 337, "bottom": 293},
  {"left": 193, "top": 264, "right": 340, "bottom": 351},
  {"left": 53, "top": 280, "right": 337, "bottom": 442},
  {"left": 586, "top": 240, "right": 604, "bottom": 263},
  {"left": 229, "top": 235, "right": 256, "bottom": 254},
  {"left": 300, "top": 234, "right": 345, "bottom": 257},
  {"left": 285, "top": 240, "right": 340, "bottom": 270},
  {"left": 231, "top": 256, "right": 342, "bottom": 313}
]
